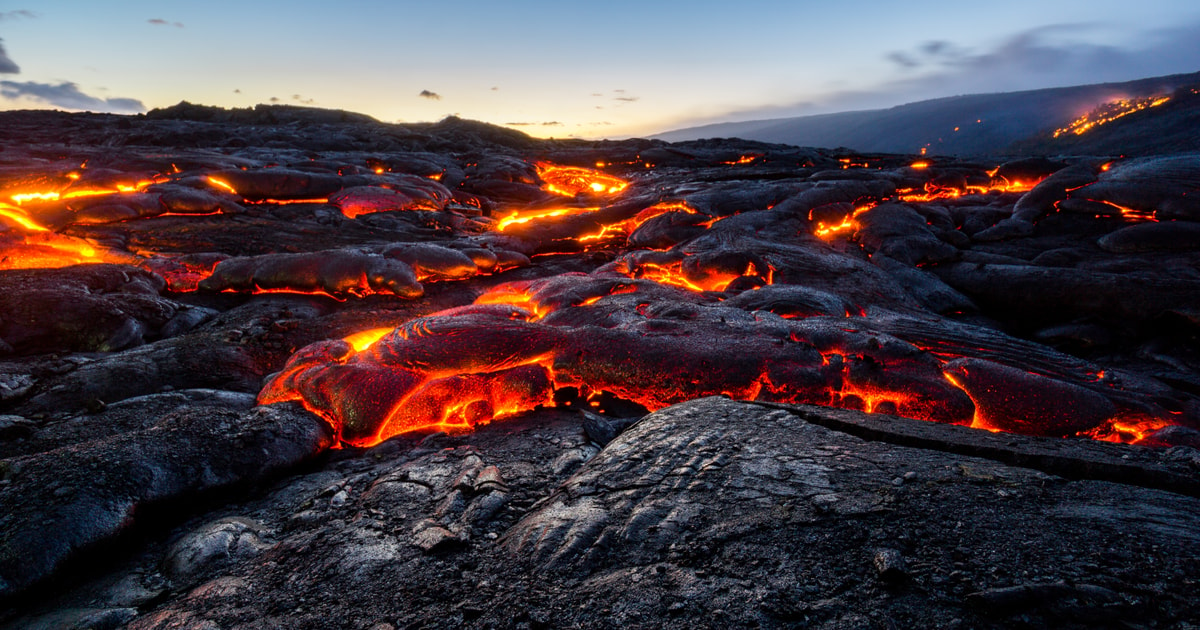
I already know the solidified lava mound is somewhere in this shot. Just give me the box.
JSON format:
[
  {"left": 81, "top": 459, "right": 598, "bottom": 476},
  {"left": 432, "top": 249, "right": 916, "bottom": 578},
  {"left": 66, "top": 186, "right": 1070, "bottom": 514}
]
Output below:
[{"left": 1, "top": 106, "right": 1199, "bottom": 629}]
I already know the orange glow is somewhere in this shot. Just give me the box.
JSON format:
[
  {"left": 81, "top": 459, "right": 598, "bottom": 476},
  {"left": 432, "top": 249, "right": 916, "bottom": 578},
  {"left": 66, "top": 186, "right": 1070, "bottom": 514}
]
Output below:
[
  {"left": 206, "top": 177, "right": 237, "bottom": 194},
  {"left": 1053, "top": 96, "right": 1171, "bottom": 138},
  {"left": 9, "top": 177, "right": 160, "bottom": 207},
  {"left": 343, "top": 327, "right": 394, "bottom": 352},
  {"left": 576, "top": 201, "right": 708, "bottom": 244},
  {"left": 10, "top": 192, "right": 60, "bottom": 205},
  {"left": 624, "top": 258, "right": 764, "bottom": 293},
  {"left": 495, "top": 206, "right": 599, "bottom": 232},
  {"left": 812, "top": 202, "right": 877, "bottom": 240},
  {"left": 0, "top": 233, "right": 125, "bottom": 270},
  {"left": 0, "top": 203, "right": 49, "bottom": 232},
  {"left": 1083, "top": 199, "right": 1157, "bottom": 221},
  {"left": 723, "top": 155, "right": 760, "bottom": 165},
  {"left": 248, "top": 198, "right": 330, "bottom": 205},
  {"left": 942, "top": 372, "right": 995, "bottom": 432},
  {"left": 266, "top": 295, "right": 1177, "bottom": 447},
  {"left": 1085, "top": 415, "right": 1174, "bottom": 444},
  {"left": 894, "top": 174, "right": 1045, "bottom": 204},
  {"left": 474, "top": 285, "right": 544, "bottom": 318},
  {"left": 536, "top": 163, "right": 629, "bottom": 197},
  {"left": 910, "top": 161, "right": 930, "bottom": 170}
]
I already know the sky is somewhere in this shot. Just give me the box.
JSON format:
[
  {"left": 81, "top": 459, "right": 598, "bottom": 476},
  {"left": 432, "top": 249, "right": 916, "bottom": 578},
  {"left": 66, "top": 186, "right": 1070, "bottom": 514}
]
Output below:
[{"left": 1, "top": 1, "right": 1198, "bottom": 139}]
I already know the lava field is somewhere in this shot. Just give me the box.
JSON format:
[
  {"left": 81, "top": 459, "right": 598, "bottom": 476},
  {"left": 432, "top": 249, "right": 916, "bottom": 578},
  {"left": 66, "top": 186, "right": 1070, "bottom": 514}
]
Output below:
[{"left": 1, "top": 105, "right": 1198, "bottom": 629}]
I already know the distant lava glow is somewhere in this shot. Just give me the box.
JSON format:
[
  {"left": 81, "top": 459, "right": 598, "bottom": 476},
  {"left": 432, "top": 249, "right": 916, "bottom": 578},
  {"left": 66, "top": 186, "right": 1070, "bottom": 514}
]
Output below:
[{"left": 1053, "top": 96, "right": 1171, "bottom": 138}]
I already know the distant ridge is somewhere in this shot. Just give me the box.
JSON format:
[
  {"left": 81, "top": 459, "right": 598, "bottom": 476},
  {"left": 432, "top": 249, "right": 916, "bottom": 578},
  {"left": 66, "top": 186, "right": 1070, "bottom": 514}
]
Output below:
[{"left": 652, "top": 72, "right": 1200, "bottom": 156}]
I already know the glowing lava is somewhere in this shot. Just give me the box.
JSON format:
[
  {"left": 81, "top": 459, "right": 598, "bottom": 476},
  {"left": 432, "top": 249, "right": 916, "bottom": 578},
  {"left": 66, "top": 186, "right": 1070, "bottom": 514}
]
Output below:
[
  {"left": 536, "top": 163, "right": 629, "bottom": 197},
  {"left": 1053, "top": 96, "right": 1171, "bottom": 138},
  {"left": 495, "top": 206, "right": 600, "bottom": 232},
  {"left": 0, "top": 233, "right": 129, "bottom": 270}
]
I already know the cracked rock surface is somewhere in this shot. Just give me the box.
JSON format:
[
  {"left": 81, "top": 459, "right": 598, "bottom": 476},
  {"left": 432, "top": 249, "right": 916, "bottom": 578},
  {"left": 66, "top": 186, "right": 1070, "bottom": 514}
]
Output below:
[{"left": 7, "top": 398, "right": 1196, "bottom": 629}]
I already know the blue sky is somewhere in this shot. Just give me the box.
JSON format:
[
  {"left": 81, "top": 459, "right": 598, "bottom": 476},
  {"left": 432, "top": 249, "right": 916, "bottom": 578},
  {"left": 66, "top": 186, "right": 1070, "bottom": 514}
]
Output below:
[{"left": 1, "top": 1, "right": 1198, "bottom": 138}]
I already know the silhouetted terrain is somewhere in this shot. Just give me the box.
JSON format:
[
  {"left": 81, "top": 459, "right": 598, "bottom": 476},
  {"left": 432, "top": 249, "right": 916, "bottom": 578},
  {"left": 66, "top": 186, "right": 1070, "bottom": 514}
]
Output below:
[
  {"left": 1010, "top": 83, "right": 1200, "bottom": 156},
  {"left": 654, "top": 72, "right": 1200, "bottom": 156}
]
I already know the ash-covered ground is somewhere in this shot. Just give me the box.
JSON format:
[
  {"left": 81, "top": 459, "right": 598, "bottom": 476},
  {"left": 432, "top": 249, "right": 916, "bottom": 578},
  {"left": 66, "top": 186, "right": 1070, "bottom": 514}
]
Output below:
[{"left": 1, "top": 104, "right": 1199, "bottom": 629}]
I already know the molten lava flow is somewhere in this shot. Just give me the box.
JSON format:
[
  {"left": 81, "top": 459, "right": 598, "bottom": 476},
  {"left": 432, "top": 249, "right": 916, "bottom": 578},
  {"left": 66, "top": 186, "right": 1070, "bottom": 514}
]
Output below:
[
  {"left": 206, "top": 177, "right": 238, "bottom": 194},
  {"left": 1053, "top": 95, "right": 1171, "bottom": 138},
  {"left": 0, "top": 203, "right": 49, "bottom": 232},
  {"left": 343, "top": 328, "right": 396, "bottom": 352},
  {"left": 812, "top": 202, "right": 877, "bottom": 240},
  {"left": 576, "top": 201, "right": 710, "bottom": 244},
  {"left": 0, "top": 233, "right": 127, "bottom": 270},
  {"left": 495, "top": 206, "right": 600, "bottom": 232},
  {"left": 9, "top": 178, "right": 162, "bottom": 206},
  {"left": 723, "top": 155, "right": 761, "bottom": 165},
  {"left": 263, "top": 270, "right": 1184, "bottom": 448},
  {"left": 1081, "top": 199, "right": 1158, "bottom": 222},
  {"left": 894, "top": 175, "right": 1045, "bottom": 204},
  {"left": 536, "top": 163, "right": 629, "bottom": 197},
  {"left": 1085, "top": 415, "right": 1175, "bottom": 444},
  {"left": 474, "top": 285, "right": 545, "bottom": 318}
]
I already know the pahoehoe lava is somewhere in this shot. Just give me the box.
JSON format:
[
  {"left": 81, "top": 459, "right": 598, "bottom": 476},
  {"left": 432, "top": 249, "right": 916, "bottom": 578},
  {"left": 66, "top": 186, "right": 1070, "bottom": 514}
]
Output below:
[{"left": 0, "top": 105, "right": 1199, "bottom": 629}]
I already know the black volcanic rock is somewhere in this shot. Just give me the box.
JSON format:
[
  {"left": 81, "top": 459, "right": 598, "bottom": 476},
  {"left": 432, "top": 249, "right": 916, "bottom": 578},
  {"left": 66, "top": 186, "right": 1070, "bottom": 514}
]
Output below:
[
  {"left": 0, "top": 265, "right": 181, "bottom": 355},
  {"left": 1, "top": 107, "right": 1199, "bottom": 629},
  {"left": 0, "top": 402, "right": 332, "bottom": 598}
]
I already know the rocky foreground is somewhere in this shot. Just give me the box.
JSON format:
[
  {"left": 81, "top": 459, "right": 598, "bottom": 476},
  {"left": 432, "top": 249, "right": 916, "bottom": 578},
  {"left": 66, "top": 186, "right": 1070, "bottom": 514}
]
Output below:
[{"left": 0, "top": 105, "right": 1198, "bottom": 628}]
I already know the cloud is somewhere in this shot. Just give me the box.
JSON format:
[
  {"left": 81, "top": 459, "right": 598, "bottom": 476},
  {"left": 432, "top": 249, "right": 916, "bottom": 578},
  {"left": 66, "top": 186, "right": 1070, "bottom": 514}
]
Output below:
[
  {"left": 886, "top": 51, "right": 918, "bottom": 69},
  {"left": 0, "top": 10, "right": 36, "bottom": 21},
  {"left": 418, "top": 90, "right": 441, "bottom": 100},
  {"left": 0, "top": 39, "right": 18, "bottom": 74},
  {"left": 269, "top": 96, "right": 280, "bottom": 103},
  {"left": 710, "top": 20, "right": 1200, "bottom": 124},
  {"left": 505, "top": 121, "right": 563, "bottom": 127},
  {"left": 0, "top": 80, "right": 145, "bottom": 113},
  {"left": 292, "top": 94, "right": 314, "bottom": 105},
  {"left": 614, "top": 96, "right": 639, "bottom": 102},
  {"left": 147, "top": 18, "right": 184, "bottom": 27}
]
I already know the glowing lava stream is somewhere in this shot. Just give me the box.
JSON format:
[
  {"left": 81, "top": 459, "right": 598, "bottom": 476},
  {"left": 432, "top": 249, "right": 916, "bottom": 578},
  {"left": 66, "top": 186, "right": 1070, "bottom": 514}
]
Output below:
[
  {"left": 0, "top": 202, "right": 134, "bottom": 270},
  {"left": 261, "top": 273, "right": 1180, "bottom": 449},
  {"left": 536, "top": 163, "right": 629, "bottom": 197},
  {"left": 1053, "top": 95, "right": 1171, "bottom": 138},
  {"left": 495, "top": 206, "right": 600, "bottom": 232}
]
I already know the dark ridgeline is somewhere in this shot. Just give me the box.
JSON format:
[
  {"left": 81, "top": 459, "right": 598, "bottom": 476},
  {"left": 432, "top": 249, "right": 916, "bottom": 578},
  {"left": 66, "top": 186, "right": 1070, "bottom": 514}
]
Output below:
[{"left": 654, "top": 71, "right": 1200, "bottom": 157}]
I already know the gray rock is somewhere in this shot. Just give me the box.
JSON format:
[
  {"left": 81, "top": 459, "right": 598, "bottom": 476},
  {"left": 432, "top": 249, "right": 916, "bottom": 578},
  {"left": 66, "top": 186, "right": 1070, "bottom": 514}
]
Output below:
[
  {"left": 0, "top": 403, "right": 333, "bottom": 597},
  {"left": 163, "top": 517, "right": 268, "bottom": 583}
]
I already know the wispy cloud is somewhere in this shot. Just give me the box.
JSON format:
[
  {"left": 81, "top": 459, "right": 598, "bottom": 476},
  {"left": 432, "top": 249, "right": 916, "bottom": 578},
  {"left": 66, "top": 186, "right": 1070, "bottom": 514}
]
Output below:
[
  {"left": 292, "top": 94, "right": 314, "bottom": 105},
  {"left": 0, "top": 81, "right": 145, "bottom": 113},
  {"left": 0, "top": 39, "right": 18, "bottom": 74},
  {"left": 147, "top": 18, "right": 184, "bottom": 28},
  {"left": 689, "top": 20, "right": 1200, "bottom": 126},
  {"left": 505, "top": 121, "right": 563, "bottom": 127},
  {"left": 0, "top": 10, "right": 36, "bottom": 21},
  {"left": 418, "top": 90, "right": 441, "bottom": 100}
]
